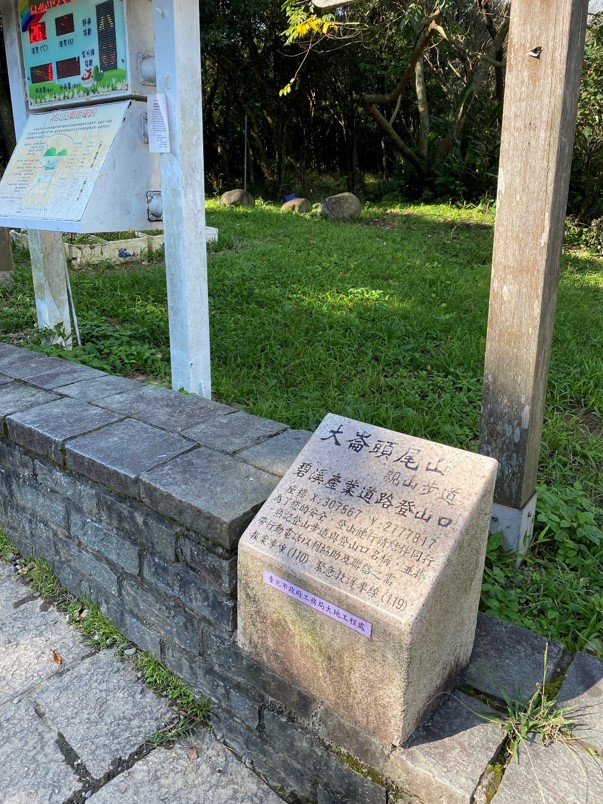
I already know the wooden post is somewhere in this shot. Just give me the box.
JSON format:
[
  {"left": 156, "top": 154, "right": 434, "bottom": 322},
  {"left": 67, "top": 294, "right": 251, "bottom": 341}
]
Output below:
[
  {"left": 0, "top": 0, "right": 72, "bottom": 347},
  {"left": 479, "top": 0, "right": 589, "bottom": 551},
  {"left": 152, "top": 0, "right": 212, "bottom": 397}
]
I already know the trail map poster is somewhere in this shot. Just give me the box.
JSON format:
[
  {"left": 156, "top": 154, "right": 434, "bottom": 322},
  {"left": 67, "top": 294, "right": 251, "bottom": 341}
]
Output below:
[{"left": 0, "top": 101, "right": 128, "bottom": 223}]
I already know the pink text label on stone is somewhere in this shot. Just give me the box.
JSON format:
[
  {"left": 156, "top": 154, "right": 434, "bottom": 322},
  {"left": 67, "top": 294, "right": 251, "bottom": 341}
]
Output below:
[{"left": 263, "top": 570, "right": 372, "bottom": 638}]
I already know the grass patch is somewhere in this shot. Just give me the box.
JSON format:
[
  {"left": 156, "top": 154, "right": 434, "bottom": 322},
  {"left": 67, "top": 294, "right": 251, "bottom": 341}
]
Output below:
[
  {"left": 134, "top": 654, "right": 211, "bottom": 746},
  {"left": 1, "top": 201, "right": 602, "bottom": 656},
  {"left": 482, "top": 648, "right": 576, "bottom": 763}
]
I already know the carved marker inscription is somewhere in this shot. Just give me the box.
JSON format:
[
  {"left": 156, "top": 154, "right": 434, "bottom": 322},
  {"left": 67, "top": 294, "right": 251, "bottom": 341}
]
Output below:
[{"left": 245, "top": 414, "right": 477, "bottom": 617}]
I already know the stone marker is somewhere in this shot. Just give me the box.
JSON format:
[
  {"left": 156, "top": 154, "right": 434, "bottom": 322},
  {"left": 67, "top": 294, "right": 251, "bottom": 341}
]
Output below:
[{"left": 238, "top": 414, "right": 497, "bottom": 746}]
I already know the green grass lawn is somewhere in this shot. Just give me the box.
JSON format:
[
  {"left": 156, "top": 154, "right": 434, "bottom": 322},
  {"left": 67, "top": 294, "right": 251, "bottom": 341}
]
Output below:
[{"left": 1, "top": 200, "right": 602, "bottom": 656}]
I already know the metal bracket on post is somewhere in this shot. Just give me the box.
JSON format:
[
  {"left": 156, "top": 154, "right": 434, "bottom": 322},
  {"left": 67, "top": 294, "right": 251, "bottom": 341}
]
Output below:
[{"left": 489, "top": 492, "right": 537, "bottom": 555}]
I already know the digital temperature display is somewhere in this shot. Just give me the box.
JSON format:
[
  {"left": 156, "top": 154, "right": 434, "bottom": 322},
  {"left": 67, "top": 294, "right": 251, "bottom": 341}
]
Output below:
[
  {"left": 30, "top": 63, "right": 54, "bottom": 84},
  {"left": 55, "top": 14, "right": 75, "bottom": 36},
  {"left": 29, "top": 22, "right": 47, "bottom": 44}
]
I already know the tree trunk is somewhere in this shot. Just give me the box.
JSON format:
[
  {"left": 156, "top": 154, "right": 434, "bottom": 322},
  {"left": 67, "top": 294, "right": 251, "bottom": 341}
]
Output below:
[
  {"left": 415, "top": 56, "right": 429, "bottom": 160},
  {"left": 438, "top": 14, "right": 510, "bottom": 160},
  {"left": 363, "top": 12, "right": 444, "bottom": 180}
]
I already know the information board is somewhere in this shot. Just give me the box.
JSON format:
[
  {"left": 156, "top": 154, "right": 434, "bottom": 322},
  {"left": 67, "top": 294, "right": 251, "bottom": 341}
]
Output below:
[
  {"left": 0, "top": 101, "right": 128, "bottom": 222},
  {"left": 20, "top": 0, "right": 128, "bottom": 108}
]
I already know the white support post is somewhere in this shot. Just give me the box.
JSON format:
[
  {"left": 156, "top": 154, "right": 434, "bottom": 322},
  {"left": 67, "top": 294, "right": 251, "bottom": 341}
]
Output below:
[
  {"left": 0, "top": 0, "right": 72, "bottom": 348},
  {"left": 152, "top": 0, "right": 212, "bottom": 397},
  {"left": 28, "top": 230, "right": 73, "bottom": 346}
]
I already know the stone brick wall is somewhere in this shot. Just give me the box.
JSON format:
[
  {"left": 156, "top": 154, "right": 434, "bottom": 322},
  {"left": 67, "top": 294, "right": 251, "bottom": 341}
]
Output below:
[{"left": 0, "top": 345, "right": 389, "bottom": 804}]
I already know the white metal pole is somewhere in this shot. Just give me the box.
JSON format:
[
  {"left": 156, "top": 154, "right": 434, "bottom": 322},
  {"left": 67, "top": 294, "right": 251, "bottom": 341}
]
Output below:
[
  {"left": 152, "top": 0, "right": 212, "bottom": 397},
  {"left": 244, "top": 115, "right": 248, "bottom": 193}
]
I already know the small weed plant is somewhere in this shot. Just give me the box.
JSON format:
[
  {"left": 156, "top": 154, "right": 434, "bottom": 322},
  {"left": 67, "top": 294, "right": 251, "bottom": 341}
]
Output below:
[
  {"left": 134, "top": 653, "right": 211, "bottom": 746},
  {"left": 484, "top": 647, "right": 576, "bottom": 763}
]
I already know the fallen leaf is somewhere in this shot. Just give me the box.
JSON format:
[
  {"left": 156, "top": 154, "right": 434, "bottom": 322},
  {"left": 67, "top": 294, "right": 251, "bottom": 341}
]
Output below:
[
  {"left": 189, "top": 746, "right": 199, "bottom": 761},
  {"left": 51, "top": 649, "right": 63, "bottom": 665}
]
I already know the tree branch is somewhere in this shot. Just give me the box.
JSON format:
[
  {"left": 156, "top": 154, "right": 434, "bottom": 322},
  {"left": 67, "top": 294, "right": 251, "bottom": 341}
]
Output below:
[{"left": 361, "top": 12, "right": 444, "bottom": 177}]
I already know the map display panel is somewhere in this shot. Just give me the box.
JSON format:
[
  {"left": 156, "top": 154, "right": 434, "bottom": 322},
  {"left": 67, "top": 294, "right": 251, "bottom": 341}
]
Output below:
[{"left": 0, "top": 102, "right": 128, "bottom": 223}]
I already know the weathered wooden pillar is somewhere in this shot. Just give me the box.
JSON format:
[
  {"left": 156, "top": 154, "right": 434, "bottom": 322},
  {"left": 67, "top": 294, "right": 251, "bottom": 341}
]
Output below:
[
  {"left": 479, "top": 0, "right": 589, "bottom": 551},
  {"left": 152, "top": 0, "right": 212, "bottom": 397}
]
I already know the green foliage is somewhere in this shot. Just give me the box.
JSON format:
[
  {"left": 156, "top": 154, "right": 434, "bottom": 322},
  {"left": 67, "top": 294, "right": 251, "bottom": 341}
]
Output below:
[
  {"left": 565, "top": 216, "right": 603, "bottom": 255},
  {"left": 482, "top": 483, "right": 603, "bottom": 658},
  {"left": 570, "top": 12, "right": 603, "bottom": 219}
]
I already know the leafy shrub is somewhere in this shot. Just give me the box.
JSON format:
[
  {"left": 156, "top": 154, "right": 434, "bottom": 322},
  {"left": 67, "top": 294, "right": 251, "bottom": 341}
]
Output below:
[{"left": 481, "top": 483, "right": 603, "bottom": 657}]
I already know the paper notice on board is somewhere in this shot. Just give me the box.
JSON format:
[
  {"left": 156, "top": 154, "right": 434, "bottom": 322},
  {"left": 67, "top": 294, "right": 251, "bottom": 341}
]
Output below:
[{"left": 148, "top": 95, "right": 171, "bottom": 153}]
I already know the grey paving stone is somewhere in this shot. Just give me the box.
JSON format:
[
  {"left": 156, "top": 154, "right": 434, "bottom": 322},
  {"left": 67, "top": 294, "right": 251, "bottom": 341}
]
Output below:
[
  {"left": 181, "top": 410, "right": 288, "bottom": 454},
  {"left": 0, "top": 562, "right": 26, "bottom": 613},
  {"left": 0, "top": 347, "right": 51, "bottom": 377},
  {"left": 20, "top": 361, "right": 105, "bottom": 389},
  {"left": 56, "top": 374, "right": 143, "bottom": 400},
  {"left": 492, "top": 739, "right": 603, "bottom": 803},
  {"left": 0, "top": 380, "right": 59, "bottom": 422},
  {"left": 6, "top": 397, "right": 121, "bottom": 464},
  {"left": 0, "top": 699, "right": 80, "bottom": 802},
  {"left": 0, "top": 342, "right": 26, "bottom": 361},
  {"left": 238, "top": 427, "right": 312, "bottom": 475},
  {"left": 140, "top": 447, "right": 279, "bottom": 549},
  {"left": 462, "top": 613, "right": 564, "bottom": 702},
  {"left": 88, "top": 730, "right": 284, "bottom": 803},
  {"left": 384, "top": 691, "right": 505, "bottom": 804},
  {"left": 96, "top": 383, "right": 235, "bottom": 432},
  {"left": 0, "top": 373, "right": 12, "bottom": 386},
  {"left": 0, "top": 565, "right": 91, "bottom": 705},
  {"left": 557, "top": 652, "right": 603, "bottom": 752},
  {"left": 66, "top": 418, "right": 194, "bottom": 497},
  {"left": 34, "top": 649, "right": 174, "bottom": 779}
]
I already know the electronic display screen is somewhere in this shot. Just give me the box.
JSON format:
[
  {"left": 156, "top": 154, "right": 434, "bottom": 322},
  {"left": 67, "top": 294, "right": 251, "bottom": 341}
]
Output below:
[
  {"left": 97, "top": 1, "right": 118, "bottom": 71},
  {"left": 56, "top": 56, "right": 80, "bottom": 79},
  {"left": 55, "top": 14, "right": 75, "bottom": 36},
  {"left": 30, "top": 63, "right": 54, "bottom": 84},
  {"left": 28, "top": 22, "right": 47, "bottom": 44},
  {"left": 22, "top": 0, "right": 130, "bottom": 108}
]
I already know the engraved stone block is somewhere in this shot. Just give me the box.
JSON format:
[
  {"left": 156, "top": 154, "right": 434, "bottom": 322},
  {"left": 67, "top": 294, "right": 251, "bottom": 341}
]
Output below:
[{"left": 238, "top": 414, "right": 497, "bottom": 746}]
